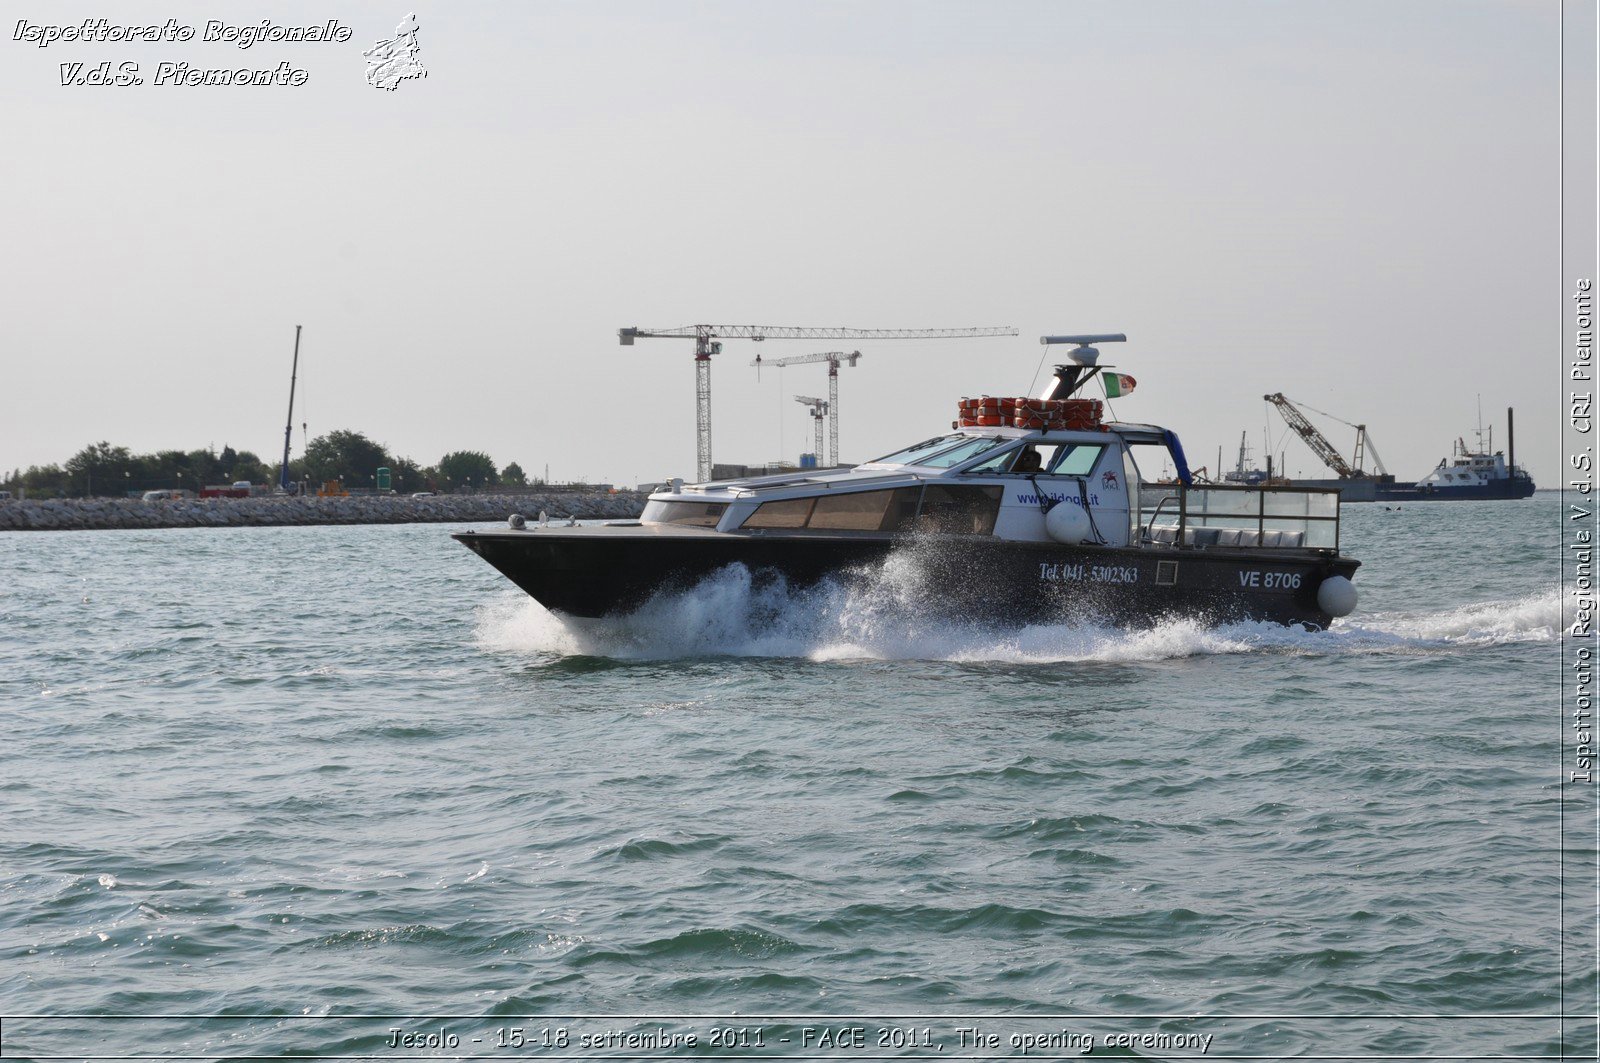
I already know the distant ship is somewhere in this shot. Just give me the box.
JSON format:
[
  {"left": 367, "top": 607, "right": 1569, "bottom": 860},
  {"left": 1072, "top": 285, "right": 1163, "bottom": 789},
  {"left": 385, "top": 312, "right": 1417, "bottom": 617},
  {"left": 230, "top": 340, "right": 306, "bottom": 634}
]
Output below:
[
  {"left": 1264, "top": 395, "right": 1535, "bottom": 502},
  {"left": 1220, "top": 432, "right": 1270, "bottom": 486},
  {"left": 1377, "top": 430, "right": 1536, "bottom": 501}
]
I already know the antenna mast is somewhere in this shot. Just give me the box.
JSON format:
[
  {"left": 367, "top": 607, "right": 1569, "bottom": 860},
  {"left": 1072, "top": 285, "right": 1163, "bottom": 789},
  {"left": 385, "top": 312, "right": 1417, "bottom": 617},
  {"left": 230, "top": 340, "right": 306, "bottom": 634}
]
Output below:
[
  {"left": 279, "top": 325, "right": 301, "bottom": 492},
  {"left": 1037, "top": 334, "right": 1126, "bottom": 399}
]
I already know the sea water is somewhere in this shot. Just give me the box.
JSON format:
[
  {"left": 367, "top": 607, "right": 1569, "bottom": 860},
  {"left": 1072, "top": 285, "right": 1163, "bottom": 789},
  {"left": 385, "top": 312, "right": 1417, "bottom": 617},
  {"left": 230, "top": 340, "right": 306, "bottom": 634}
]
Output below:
[{"left": 0, "top": 496, "right": 1590, "bottom": 1058}]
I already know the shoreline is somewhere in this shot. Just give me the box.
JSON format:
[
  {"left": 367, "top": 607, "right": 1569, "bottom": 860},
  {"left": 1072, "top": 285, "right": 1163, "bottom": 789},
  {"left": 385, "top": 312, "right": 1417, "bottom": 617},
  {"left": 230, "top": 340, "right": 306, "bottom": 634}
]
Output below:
[{"left": 0, "top": 491, "right": 646, "bottom": 532}]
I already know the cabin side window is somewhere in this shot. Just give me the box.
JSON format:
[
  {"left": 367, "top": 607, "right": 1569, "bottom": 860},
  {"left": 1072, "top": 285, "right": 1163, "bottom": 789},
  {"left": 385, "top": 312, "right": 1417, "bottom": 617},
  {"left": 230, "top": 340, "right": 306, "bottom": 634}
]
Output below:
[
  {"left": 641, "top": 501, "right": 728, "bottom": 527},
  {"left": 917, "top": 484, "right": 1002, "bottom": 535},
  {"left": 739, "top": 486, "right": 1002, "bottom": 535},
  {"left": 808, "top": 488, "right": 921, "bottom": 531},
  {"left": 743, "top": 497, "right": 815, "bottom": 528},
  {"left": 744, "top": 489, "right": 920, "bottom": 532},
  {"left": 1048, "top": 444, "right": 1106, "bottom": 477}
]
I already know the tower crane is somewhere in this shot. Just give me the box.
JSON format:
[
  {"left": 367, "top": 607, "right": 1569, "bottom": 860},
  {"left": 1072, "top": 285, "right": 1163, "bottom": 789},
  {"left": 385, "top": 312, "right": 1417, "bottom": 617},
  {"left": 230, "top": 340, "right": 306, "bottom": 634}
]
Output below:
[
  {"left": 1264, "top": 393, "right": 1388, "bottom": 479},
  {"left": 750, "top": 350, "right": 860, "bottom": 467},
  {"left": 794, "top": 396, "right": 828, "bottom": 464},
  {"left": 619, "top": 324, "right": 1017, "bottom": 481}
]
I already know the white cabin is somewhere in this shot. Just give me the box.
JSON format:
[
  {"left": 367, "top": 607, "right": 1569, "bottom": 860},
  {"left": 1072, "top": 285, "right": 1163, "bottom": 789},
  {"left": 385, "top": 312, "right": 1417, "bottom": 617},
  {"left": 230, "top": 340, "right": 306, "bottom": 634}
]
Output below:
[
  {"left": 1416, "top": 445, "right": 1513, "bottom": 489},
  {"left": 641, "top": 423, "right": 1340, "bottom": 552}
]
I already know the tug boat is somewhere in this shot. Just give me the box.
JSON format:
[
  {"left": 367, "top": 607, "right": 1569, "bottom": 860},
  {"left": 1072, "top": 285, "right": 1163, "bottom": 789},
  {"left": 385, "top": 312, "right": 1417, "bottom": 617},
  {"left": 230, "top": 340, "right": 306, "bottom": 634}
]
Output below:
[
  {"left": 1378, "top": 429, "right": 1536, "bottom": 501},
  {"left": 455, "top": 335, "right": 1361, "bottom": 628}
]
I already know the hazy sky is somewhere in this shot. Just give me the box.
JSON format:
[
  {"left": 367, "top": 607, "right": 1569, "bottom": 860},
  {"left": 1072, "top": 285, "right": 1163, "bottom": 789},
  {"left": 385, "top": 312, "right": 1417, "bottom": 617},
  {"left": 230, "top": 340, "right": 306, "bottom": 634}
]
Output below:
[{"left": 0, "top": 0, "right": 1561, "bottom": 487}]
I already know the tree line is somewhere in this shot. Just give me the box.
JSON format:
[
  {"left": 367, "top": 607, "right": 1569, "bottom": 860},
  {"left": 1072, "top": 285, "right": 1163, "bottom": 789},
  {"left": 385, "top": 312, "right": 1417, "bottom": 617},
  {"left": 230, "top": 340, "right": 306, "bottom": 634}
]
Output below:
[{"left": 2, "top": 430, "right": 532, "bottom": 498}]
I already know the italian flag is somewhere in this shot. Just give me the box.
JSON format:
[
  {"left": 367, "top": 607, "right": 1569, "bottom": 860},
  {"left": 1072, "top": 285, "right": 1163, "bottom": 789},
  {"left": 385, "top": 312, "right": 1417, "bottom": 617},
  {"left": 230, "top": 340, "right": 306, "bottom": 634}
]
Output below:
[{"left": 1103, "top": 372, "right": 1137, "bottom": 398}]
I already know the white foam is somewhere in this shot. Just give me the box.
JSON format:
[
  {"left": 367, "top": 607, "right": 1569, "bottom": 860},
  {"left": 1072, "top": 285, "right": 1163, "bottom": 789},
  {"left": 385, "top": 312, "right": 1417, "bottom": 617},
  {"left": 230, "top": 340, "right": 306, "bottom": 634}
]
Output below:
[
  {"left": 1351, "top": 591, "right": 1564, "bottom": 644},
  {"left": 472, "top": 563, "right": 1562, "bottom": 664}
]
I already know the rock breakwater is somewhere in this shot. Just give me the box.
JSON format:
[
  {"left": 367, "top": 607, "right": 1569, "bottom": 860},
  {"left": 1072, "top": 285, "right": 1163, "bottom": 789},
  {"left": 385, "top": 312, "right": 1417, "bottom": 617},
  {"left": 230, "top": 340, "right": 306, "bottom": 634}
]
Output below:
[{"left": 0, "top": 492, "right": 646, "bottom": 532}]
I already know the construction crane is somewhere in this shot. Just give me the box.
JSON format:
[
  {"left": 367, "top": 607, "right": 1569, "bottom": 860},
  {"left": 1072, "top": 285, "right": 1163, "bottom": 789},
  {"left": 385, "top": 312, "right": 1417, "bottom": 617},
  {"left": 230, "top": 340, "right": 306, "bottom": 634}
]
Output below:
[
  {"left": 619, "top": 325, "right": 1017, "bottom": 481},
  {"left": 794, "top": 396, "right": 828, "bottom": 464},
  {"left": 1264, "top": 393, "right": 1388, "bottom": 479},
  {"left": 751, "top": 350, "right": 860, "bottom": 467}
]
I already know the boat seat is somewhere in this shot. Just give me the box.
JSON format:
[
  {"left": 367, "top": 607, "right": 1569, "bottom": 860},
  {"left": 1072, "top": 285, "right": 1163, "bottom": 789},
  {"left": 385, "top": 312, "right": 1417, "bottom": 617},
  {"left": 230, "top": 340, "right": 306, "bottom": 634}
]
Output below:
[
  {"left": 1150, "top": 526, "right": 1307, "bottom": 549},
  {"left": 1218, "top": 528, "right": 1264, "bottom": 547}
]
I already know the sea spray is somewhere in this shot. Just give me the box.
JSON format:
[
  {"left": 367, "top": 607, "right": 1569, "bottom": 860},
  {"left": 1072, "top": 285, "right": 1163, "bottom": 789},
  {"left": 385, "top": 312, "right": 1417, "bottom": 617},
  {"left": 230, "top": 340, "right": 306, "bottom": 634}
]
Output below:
[{"left": 475, "top": 558, "right": 1562, "bottom": 663}]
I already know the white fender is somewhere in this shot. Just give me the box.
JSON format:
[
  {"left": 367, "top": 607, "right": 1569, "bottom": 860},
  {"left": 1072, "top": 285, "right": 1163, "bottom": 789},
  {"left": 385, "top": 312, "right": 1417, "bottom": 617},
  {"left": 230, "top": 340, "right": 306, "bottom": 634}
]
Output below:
[
  {"left": 1044, "top": 502, "right": 1092, "bottom": 545},
  {"left": 1316, "top": 575, "right": 1358, "bottom": 618}
]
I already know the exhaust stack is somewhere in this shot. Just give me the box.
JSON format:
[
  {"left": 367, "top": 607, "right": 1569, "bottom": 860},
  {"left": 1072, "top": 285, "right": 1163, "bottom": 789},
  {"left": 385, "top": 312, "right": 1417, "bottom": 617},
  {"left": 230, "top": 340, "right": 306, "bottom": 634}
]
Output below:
[{"left": 1507, "top": 407, "right": 1515, "bottom": 472}]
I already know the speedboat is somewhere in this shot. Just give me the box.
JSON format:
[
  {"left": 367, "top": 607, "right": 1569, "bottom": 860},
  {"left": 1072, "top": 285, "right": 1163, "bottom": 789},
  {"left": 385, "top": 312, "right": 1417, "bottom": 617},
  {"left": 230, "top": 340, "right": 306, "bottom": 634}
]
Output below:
[{"left": 455, "top": 334, "right": 1361, "bottom": 628}]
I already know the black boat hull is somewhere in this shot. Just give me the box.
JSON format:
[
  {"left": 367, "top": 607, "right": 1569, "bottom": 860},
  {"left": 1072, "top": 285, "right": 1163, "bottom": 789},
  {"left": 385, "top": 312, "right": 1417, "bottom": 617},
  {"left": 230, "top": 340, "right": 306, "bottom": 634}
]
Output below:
[
  {"left": 454, "top": 528, "right": 1360, "bottom": 629},
  {"left": 1282, "top": 476, "right": 1536, "bottom": 502},
  {"left": 1374, "top": 478, "right": 1536, "bottom": 501}
]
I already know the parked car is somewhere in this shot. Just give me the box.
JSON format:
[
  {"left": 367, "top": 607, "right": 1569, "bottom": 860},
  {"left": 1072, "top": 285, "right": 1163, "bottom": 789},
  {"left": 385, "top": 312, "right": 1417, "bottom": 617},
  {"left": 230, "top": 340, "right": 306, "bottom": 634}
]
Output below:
[{"left": 411, "top": 491, "right": 434, "bottom": 498}]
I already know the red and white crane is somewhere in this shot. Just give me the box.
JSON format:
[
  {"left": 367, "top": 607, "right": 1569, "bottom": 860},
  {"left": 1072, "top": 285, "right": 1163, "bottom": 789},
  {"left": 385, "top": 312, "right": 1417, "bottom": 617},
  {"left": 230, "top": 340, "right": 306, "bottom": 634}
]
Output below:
[
  {"left": 752, "top": 350, "right": 860, "bottom": 467},
  {"left": 793, "top": 395, "right": 829, "bottom": 465},
  {"left": 619, "top": 324, "right": 1016, "bottom": 481}
]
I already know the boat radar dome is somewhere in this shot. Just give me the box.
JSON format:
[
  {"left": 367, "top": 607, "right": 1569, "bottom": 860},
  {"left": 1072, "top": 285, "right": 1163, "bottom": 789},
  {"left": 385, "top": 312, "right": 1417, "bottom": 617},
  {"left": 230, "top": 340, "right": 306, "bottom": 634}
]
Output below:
[{"left": 1040, "top": 333, "right": 1127, "bottom": 366}]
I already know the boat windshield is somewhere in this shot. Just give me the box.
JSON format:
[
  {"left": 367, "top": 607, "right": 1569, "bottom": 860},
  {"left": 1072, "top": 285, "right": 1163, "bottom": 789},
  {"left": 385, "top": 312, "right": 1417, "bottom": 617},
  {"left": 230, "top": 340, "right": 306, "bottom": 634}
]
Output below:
[
  {"left": 918, "top": 436, "right": 1012, "bottom": 468},
  {"left": 961, "top": 442, "right": 1107, "bottom": 476},
  {"left": 868, "top": 434, "right": 965, "bottom": 465}
]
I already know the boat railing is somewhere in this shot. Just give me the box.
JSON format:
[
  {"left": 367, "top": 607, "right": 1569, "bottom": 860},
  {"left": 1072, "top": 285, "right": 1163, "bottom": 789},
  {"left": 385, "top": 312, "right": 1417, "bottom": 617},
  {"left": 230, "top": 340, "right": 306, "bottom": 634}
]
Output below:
[
  {"left": 1144, "top": 492, "right": 1181, "bottom": 536},
  {"left": 1136, "top": 483, "right": 1341, "bottom": 550}
]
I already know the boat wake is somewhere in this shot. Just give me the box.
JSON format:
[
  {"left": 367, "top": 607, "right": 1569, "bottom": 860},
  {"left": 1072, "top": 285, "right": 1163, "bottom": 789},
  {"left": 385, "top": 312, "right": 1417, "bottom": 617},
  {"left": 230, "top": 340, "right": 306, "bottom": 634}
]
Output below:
[{"left": 473, "top": 560, "right": 1563, "bottom": 664}]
